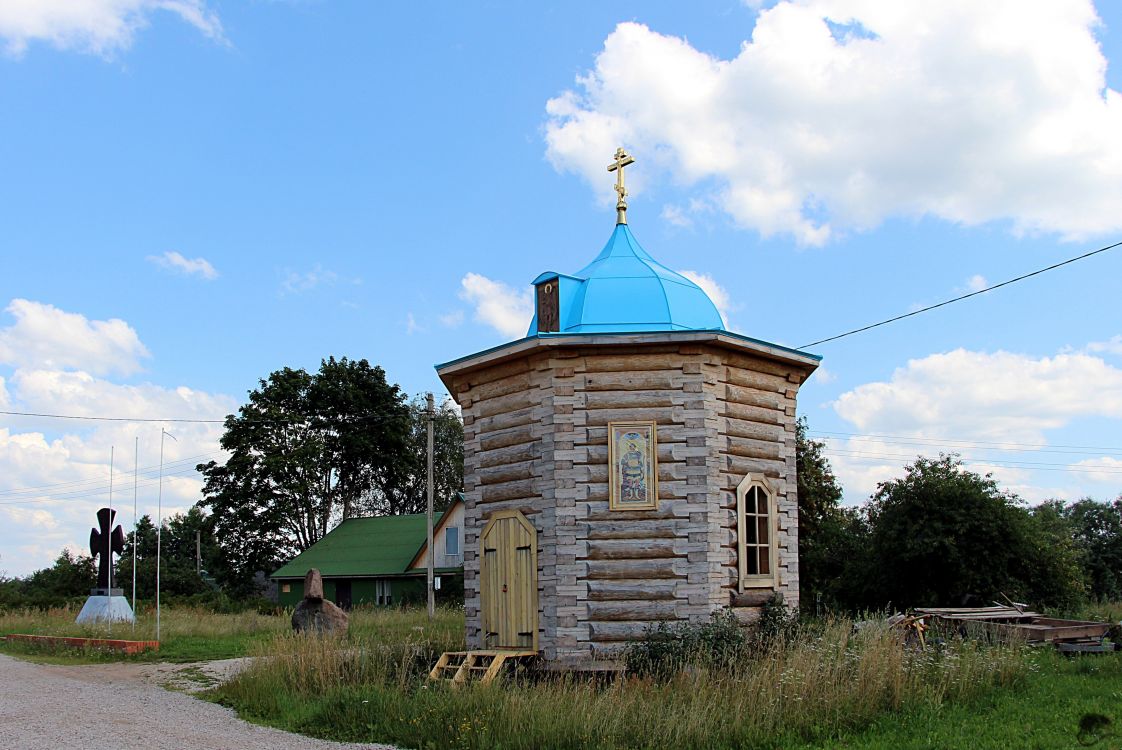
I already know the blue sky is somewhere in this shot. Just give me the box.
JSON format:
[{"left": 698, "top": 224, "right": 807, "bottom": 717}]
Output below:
[{"left": 2, "top": 1, "right": 1121, "bottom": 575}]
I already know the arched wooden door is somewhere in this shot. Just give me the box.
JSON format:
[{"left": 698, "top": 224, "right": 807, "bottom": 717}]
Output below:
[{"left": 479, "top": 510, "right": 538, "bottom": 651}]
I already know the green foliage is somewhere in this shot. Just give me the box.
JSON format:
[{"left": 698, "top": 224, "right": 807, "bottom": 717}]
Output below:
[
  {"left": 1065, "top": 497, "right": 1122, "bottom": 601},
  {"left": 198, "top": 357, "right": 457, "bottom": 596},
  {"left": 863, "top": 454, "right": 1036, "bottom": 608},
  {"left": 0, "top": 550, "right": 95, "bottom": 609},
  {"left": 114, "top": 510, "right": 219, "bottom": 601}
]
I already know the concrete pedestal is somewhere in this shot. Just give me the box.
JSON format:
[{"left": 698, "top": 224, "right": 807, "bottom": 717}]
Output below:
[{"left": 75, "top": 589, "right": 134, "bottom": 624}]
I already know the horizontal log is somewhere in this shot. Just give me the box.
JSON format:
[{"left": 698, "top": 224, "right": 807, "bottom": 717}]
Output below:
[
  {"left": 581, "top": 426, "right": 690, "bottom": 447},
  {"left": 474, "top": 391, "right": 536, "bottom": 419},
  {"left": 474, "top": 406, "right": 535, "bottom": 433},
  {"left": 585, "top": 559, "right": 681, "bottom": 579},
  {"left": 588, "top": 621, "right": 678, "bottom": 643},
  {"left": 722, "top": 366, "right": 789, "bottom": 392},
  {"left": 583, "top": 407, "right": 678, "bottom": 427},
  {"left": 477, "top": 460, "right": 535, "bottom": 485},
  {"left": 585, "top": 540, "right": 679, "bottom": 560},
  {"left": 721, "top": 352, "right": 797, "bottom": 380},
  {"left": 479, "top": 478, "right": 538, "bottom": 503},
  {"left": 587, "top": 580, "right": 678, "bottom": 601},
  {"left": 584, "top": 505, "right": 679, "bottom": 522},
  {"left": 723, "top": 417, "right": 785, "bottom": 443},
  {"left": 582, "top": 444, "right": 682, "bottom": 465},
  {"left": 478, "top": 424, "right": 536, "bottom": 452},
  {"left": 583, "top": 373, "right": 678, "bottom": 392},
  {"left": 724, "top": 384, "right": 782, "bottom": 411},
  {"left": 588, "top": 601, "right": 679, "bottom": 621},
  {"left": 720, "top": 402, "right": 782, "bottom": 426},
  {"left": 584, "top": 521, "right": 678, "bottom": 540},
  {"left": 457, "top": 358, "right": 532, "bottom": 389},
  {"left": 464, "top": 371, "right": 533, "bottom": 401},
  {"left": 724, "top": 455, "right": 786, "bottom": 478},
  {"left": 724, "top": 435, "right": 782, "bottom": 462},
  {"left": 581, "top": 462, "right": 687, "bottom": 485},
  {"left": 583, "top": 391, "right": 680, "bottom": 410},
  {"left": 478, "top": 441, "right": 538, "bottom": 469},
  {"left": 582, "top": 353, "right": 685, "bottom": 373}
]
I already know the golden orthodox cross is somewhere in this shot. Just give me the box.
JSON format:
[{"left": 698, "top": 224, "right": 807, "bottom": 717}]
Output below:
[{"left": 607, "top": 147, "right": 635, "bottom": 224}]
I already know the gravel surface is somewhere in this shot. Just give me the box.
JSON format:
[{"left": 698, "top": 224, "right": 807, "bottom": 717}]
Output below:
[{"left": 0, "top": 653, "right": 399, "bottom": 750}]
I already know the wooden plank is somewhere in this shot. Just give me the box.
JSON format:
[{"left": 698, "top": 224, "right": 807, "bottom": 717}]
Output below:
[
  {"left": 589, "top": 621, "right": 677, "bottom": 642},
  {"left": 478, "top": 461, "right": 535, "bottom": 485},
  {"left": 479, "top": 424, "right": 536, "bottom": 452},
  {"left": 583, "top": 373, "right": 678, "bottom": 392},
  {"left": 478, "top": 442, "right": 538, "bottom": 469},
  {"left": 584, "top": 391, "right": 679, "bottom": 409},
  {"left": 584, "top": 521, "right": 677, "bottom": 540}
]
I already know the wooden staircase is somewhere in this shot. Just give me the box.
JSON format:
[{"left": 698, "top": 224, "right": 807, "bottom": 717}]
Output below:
[{"left": 428, "top": 650, "right": 537, "bottom": 686}]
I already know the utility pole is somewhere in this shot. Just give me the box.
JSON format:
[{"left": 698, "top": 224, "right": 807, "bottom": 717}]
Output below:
[
  {"left": 196, "top": 530, "right": 201, "bottom": 575},
  {"left": 426, "top": 392, "right": 435, "bottom": 620}
]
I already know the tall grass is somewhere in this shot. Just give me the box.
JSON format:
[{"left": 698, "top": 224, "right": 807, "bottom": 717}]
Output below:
[{"left": 216, "top": 615, "right": 1027, "bottom": 749}]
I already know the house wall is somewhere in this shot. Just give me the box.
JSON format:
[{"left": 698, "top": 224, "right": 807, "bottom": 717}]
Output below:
[
  {"left": 446, "top": 338, "right": 810, "bottom": 664},
  {"left": 411, "top": 502, "right": 466, "bottom": 570},
  {"left": 275, "top": 576, "right": 429, "bottom": 609}
]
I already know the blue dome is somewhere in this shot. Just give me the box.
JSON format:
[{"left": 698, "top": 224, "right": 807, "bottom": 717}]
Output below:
[{"left": 527, "top": 224, "right": 726, "bottom": 336}]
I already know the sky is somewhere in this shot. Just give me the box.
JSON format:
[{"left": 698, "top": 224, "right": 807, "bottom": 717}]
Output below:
[{"left": 1, "top": 0, "right": 1122, "bottom": 577}]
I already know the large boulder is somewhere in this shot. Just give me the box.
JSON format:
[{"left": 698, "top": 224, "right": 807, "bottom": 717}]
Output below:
[
  {"left": 291, "top": 567, "right": 348, "bottom": 636},
  {"left": 292, "top": 597, "right": 349, "bottom": 635}
]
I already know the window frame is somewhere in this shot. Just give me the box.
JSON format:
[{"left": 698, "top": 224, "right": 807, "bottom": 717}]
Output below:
[{"left": 736, "top": 474, "right": 779, "bottom": 591}]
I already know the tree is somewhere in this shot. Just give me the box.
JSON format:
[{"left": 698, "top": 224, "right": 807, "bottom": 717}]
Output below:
[
  {"left": 116, "top": 510, "right": 221, "bottom": 600},
  {"left": 1065, "top": 497, "right": 1122, "bottom": 600},
  {"left": 16, "top": 549, "right": 96, "bottom": 606},
  {"left": 369, "top": 396, "right": 464, "bottom": 516},
  {"left": 864, "top": 454, "right": 1034, "bottom": 608},
  {"left": 197, "top": 357, "right": 415, "bottom": 594},
  {"left": 794, "top": 417, "right": 852, "bottom": 612}
]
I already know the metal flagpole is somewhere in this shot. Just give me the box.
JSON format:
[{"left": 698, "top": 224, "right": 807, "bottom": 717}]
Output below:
[
  {"left": 156, "top": 428, "right": 176, "bottom": 642},
  {"left": 107, "top": 446, "right": 114, "bottom": 636},
  {"left": 426, "top": 393, "right": 435, "bottom": 620},
  {"left": 132, "top": 436, "right": 138, "bottom": 630}
]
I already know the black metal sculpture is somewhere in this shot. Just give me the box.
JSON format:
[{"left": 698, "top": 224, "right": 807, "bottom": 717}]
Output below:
[{"left": 89, "top": 507, "right": 125, "bottom": 592}]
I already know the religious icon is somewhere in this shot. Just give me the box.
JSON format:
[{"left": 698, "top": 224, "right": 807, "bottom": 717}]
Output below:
[{"left": 608, "top": 421, "right": 658, "bottom": 511}]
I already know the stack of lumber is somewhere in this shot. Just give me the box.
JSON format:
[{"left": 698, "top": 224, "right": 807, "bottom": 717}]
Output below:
[{"left": 913, "top": 606, "right": 1113, "bottom": 649}]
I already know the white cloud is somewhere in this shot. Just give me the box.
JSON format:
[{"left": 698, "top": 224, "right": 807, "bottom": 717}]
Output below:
[
  {"left": 405, "top": 312, "right": 423, "bottom": 335},
  {"left": 0, "top": 0, "right": 224, "bottom": 57},
  {"left": 834, "top": 347, "right": 1122, "bottom": 443},
  {"left": 811, "top": 366, "right": 836, "bottom": 384},
  {"left": 439, "top": 310, "right": 465, "bottom": 328},
  {"left": 147, "top": 251, "right": 218, "bottom": 280},
  {"left": 0, "top": 300, "right": 234, "bottom": 576},
  {"left": 679, "top": 270, "right": 733, "bottom": 327},
  {"left": 280, "top": 266, "right": 359, "bottom": 295},
  {"left": 661, "top": 205, "right": 693, "bottom": 228},
  {"left": 458, "top": 273, "right": 533, "bottom": 339},
  {"left": 545, "top": 4, "right": 1122, "bottom": 245},
  {"left": 1068, "top": 456, "right": 1122, "bottom": 484},
  {"left": 0, "top": 299, "right": 150, "bottom": 377},
  {"left": 964, "top": 274, "right": 988, "bottom": 293},
  {"left": 1087, "top": 335, "right": 1122, "bottom": 356},
  {"left": 827, "top": 345, "right": 1122, "bottom": 502}
]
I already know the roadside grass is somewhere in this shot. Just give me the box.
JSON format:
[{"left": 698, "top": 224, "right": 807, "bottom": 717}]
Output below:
[
  {"left": 213, "top": 616, "right": 1027, "bottom": 750},
  {"left": 796, "top": 649, "right": 1122, "bottom": 749}
]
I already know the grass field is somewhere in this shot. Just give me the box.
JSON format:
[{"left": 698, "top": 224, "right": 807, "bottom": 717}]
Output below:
[
  {"left": 4, "top": 604, "right": 1120, "bottom": 748},
  {"left": 212, "top": 616, "right": 1031, "bottom": 750},
  {"left": 0, "top": 604, "right": 462, "bottom": 663}
]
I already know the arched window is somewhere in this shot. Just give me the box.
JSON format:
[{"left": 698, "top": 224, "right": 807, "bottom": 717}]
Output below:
[{"left": 736, "top": 475, "right": 778, "bottom": 591}]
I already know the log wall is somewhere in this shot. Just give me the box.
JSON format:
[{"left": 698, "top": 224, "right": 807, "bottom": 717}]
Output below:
[{"left": 445, "top": 338, "right": 812, "bottom": 664}]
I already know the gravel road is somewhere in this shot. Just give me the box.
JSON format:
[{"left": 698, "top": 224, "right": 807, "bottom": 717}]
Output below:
[{"left": 0, "top": 653, "right": 399, "bottom": 750}]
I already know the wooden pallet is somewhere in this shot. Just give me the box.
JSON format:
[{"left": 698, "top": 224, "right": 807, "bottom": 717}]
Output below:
[{"left": 429, "top": 650, "right": 537, "bottom": 686}]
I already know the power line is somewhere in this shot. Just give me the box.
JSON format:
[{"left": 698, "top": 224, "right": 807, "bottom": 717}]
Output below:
[
  {"left": 809, "top": 430, "right": 1122, "bottom": 457},
  {"left": 800, "top": 239, "right": 1122, "bottom": 348},
  {"left": 0, "top": 452, "right": 221, "bottom": 497},
  {"left": 0, "top": 409, "right": 412, "bottom": 424}
]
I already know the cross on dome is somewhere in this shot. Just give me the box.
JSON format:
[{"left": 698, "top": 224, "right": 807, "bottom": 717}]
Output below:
[{"left": 607, "top": 147, "right": 635, "bottom": 224}]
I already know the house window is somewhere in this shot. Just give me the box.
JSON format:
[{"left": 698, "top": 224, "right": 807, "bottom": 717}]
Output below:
[
  {"left": 281, "top": 583, "right": 291, "bottom": 593},
  {"left": 375, "top": 579, "right": 392, "bottom": 606},
  {"left": 736, "top": 475, "right": 778, "bottom": 590},
  {"left": 446, "top": 527, "right": 459, "bottom": 556}
]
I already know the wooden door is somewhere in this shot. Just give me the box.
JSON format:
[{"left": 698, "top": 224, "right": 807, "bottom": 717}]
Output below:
[{"left": 479, "top": 510, "right": 538, "bottom": 651}]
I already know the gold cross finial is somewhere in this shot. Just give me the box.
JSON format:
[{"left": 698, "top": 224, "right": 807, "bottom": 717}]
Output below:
[{"left": 607, "top": 147, "right": 635, "bottom": 224}]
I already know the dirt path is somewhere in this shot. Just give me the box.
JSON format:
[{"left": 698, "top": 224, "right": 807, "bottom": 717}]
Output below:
[{"left": 0, "top": 653, "right": 398, "bottom": 750}]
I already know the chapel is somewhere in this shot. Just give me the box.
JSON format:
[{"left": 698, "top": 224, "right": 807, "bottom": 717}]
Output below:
[{"left": 435, "top": 149, "right": 820, "bottom": 666}]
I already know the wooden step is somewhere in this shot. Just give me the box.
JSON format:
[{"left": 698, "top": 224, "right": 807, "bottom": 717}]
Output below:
[{"left": 429, "top": 649, "right": 538, "bottom": 686}]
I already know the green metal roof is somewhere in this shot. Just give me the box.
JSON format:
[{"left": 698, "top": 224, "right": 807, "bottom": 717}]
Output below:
[{"left": 272, "top": 513, "right": 429, "bottom": 579}]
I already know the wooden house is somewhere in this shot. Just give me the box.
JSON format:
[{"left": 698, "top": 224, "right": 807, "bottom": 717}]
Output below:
[
  {"left": 435, "top": 150, "right": 820, "bottom": 666},
  {"left": 272, "top": 497, "right": 465, "bottom": 609}
]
